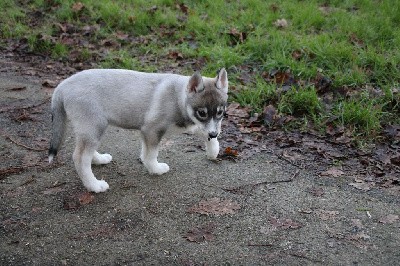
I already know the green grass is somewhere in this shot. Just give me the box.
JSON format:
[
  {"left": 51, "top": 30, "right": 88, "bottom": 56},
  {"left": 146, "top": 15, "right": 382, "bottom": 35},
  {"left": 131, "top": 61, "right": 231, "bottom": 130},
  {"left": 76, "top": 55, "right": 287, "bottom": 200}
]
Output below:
[
  {"left": 232, "top": 79, "right": 278, "bottom": 114},
  {"left": 335, "top": 98, "right": 382, "bottom": 136},
  {"left": 1, "top": 0, "right": 399, "bottom": 139},
  {"left": 278, "top": 86, "right": 321, "bottom": 116}
]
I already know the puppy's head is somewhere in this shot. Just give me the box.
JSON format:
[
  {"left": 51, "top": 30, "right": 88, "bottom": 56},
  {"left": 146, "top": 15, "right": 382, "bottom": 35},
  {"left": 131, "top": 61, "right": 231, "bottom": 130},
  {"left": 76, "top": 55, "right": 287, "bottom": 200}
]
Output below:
[{"left": 186, "top": 68, "right": 228, "bottom": 139}]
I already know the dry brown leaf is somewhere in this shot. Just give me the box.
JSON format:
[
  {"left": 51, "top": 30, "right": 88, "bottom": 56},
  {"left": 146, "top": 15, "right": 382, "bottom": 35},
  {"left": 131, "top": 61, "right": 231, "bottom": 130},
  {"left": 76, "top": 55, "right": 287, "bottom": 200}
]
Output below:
[
  {"left": 78, "top": 192, "right": 95, "bottom": 205},
  {"left": 379, "top": 214, "right": 399, "bottom": 224},
  {"left": 263, "top": 104, "right": 277, "bottom": 126},
  {"left": 42, "top": 79, "right": 58, "bottom": 88},
  {"left": 177, "top": 3, "right": 189, "bottom": 14},
  {"left": 317, "top": 210, "right": 339, "bottom": 221},
  {"left": 72, "top": 2, "right": 84, "bottom": 12},
  {"left": 351, "top": 219, "right": 364, "bottom": 229},
  {"left": 349, "top": 180, "right": 373, "bottom": 191},
  {"left": 308, "top": 186, "right": 325, "bottom": 197},
  {"left": 63, "top": 192, "right": 94, "bottom": 210},
  {"left": 273, "top": 18, "right": 288, "bottom": 28},
  {"left": 226, "top": 103, "right": 250, "bottom": 118},
  {"left": 188, "top": 198, "right": 240, "bottom": 216},
  {"left": 224, "top": 147, "right": 239, "bottom": 157},
  {"left": 184, "top": 223, "right": 215, "bottom": 243},
  {"left": 320, "top": 167, "right": 344, "bottom": 177}
]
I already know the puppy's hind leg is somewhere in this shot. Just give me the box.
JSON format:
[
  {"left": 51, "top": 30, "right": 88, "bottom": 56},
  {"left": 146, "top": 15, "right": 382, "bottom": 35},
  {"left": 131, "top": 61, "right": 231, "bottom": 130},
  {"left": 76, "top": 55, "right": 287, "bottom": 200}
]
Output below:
[{"left": 73, "top": 137, "right": 109, "bottom": 193}]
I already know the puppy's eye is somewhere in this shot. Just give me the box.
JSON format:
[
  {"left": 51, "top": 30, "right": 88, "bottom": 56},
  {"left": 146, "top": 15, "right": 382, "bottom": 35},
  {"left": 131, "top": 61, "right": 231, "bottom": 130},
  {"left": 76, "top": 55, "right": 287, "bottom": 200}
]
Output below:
[
  {"left": 217, "top": 109, "right": 224, "bottom": 117},
  {"left": 196, "top": 110, "right": 207, "bottom": 119}
]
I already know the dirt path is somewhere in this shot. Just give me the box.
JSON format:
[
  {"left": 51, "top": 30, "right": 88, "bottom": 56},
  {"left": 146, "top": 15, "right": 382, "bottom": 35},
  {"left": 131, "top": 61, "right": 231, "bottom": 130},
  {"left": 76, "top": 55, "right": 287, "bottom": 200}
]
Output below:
[{"left": 1, "top": 69, "right": 399, "bottom": 265}]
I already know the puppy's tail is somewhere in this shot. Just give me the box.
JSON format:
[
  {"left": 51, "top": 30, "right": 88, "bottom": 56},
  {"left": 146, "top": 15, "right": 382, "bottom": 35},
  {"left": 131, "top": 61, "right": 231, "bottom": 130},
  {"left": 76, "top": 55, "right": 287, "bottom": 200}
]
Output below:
[{"left": 48, "top": 90, "right": 66, "bottom": 163}]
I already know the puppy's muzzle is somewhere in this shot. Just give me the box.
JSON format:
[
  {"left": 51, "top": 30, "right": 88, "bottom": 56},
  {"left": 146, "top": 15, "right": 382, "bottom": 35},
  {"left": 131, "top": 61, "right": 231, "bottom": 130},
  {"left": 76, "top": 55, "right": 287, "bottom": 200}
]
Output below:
[{"left": 208, "top": 131, "right": 218, "bottom": 139}]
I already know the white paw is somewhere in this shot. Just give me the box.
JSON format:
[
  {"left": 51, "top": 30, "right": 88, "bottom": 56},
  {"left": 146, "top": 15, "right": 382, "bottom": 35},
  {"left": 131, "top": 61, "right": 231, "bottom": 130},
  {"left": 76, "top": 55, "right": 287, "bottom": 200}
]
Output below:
[
  {"left": 92, "top": 153, "right": 112, "bottom": 165},
  {"left": 148, "top": 163, "right": 170, "bottom": 175},
  {"left": 84, "top": 179, "right": 110, "bottom": 193},
  {"left": 206, "top": 139, "right": 220, "bottom": 160}
]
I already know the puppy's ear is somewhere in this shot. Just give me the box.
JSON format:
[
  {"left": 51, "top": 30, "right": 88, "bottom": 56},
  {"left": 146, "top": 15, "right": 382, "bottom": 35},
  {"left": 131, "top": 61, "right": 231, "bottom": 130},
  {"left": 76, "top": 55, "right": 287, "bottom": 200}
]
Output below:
[
  {"left": 187, "top": 72, "right": 205, "bottom": 93},
  {"left": 215, "top": 68, "right": 228, "bottom": 93}
]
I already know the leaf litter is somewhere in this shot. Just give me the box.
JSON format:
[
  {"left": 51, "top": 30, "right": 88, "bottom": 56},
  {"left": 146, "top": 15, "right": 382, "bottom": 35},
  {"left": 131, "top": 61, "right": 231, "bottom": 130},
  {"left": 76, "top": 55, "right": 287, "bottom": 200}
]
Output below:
[
  {"left": 378, "top": 214, "right": 399, "bottom": 224},
  {"left": 184, "top": 223, "right": 216, "bottom": 243}
]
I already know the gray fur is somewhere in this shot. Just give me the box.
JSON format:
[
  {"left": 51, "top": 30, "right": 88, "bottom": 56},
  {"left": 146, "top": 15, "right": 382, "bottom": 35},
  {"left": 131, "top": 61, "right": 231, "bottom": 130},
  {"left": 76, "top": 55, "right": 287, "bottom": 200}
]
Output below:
[{"left": 48, "top": 68, "right": 229, "bottom": 193}]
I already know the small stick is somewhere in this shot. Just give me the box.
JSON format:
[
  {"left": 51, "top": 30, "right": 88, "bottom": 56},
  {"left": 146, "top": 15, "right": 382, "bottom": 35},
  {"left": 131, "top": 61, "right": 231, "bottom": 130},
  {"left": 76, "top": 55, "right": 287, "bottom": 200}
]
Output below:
[
  {"left": 247, "top": 243, "right": 273, "bottom": 247},
  {"left": 3, "top": 134, "right": 47, "bottom": 152}
]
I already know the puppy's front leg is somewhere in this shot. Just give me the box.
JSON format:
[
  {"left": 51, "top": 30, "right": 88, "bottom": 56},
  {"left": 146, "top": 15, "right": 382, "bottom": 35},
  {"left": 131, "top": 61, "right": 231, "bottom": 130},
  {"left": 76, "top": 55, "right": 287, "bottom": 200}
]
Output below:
[
  {"left": 205, "top": 138, "right": 220, "bottom": 160},
  {"left": 140, "top": 131, "right": 170, "bottom": 175}
]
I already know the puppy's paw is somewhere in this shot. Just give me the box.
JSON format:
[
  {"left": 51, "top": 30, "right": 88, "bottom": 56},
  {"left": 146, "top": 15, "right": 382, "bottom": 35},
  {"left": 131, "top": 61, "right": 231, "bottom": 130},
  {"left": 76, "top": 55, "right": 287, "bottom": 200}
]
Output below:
[
  {"left": 206, "top": 139, "right": 220, "bottom": 160},
  {"left": 84, "top": 179, "right": 110, "bottom": 193},
  {"left": 148, "top": 163, "right": 170, "bottom": 175},
  {"left": 92, "top": 152, "right": 113, "bottom": 165}
]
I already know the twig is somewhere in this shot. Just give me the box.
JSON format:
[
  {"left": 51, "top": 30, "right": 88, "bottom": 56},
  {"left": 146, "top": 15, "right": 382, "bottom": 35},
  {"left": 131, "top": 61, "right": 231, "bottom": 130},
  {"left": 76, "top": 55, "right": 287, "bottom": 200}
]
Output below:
[
  {"left": 291, "top": 169, "right": 300, "bottom": 179},
  {"left": 222, "top": 177, "right": 294, "bottom": 194},
  {"left": 2, "top": 134, "right": 47, "bottom": 152},
  {"left": 276, "top": 153, "right": 303, "bottom": 169},
  {"left": 20, "top": 176, "right": 36, "bottom": 186},
  {"left": 0, "top": 98, "right": 50, "bottom": 113},
  {"left": 0, "top": 161, "right": 64, "bottom": 179},
  {"left": 0, "top": 166, "right": 26, "bottom": 179},
  {"left": 247, "top": 243, "right": 273, "bottom": 247}
]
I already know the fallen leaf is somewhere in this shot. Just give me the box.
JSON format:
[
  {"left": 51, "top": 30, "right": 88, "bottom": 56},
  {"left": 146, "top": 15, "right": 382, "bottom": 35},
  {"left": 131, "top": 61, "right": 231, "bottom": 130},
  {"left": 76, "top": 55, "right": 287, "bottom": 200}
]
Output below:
[
  {"left": 115, "top": 31, "right": 129, "bottom": 41},
  {"left": 349, "top": 180, "right": 373, "bottom": 191},
  {"left": 379, "top": 214, "right": 399, "bottom": 224},
  {"left": 168, "top": 51, "right": 183, "bottom": 60},
  {"left": 188, "top": 198, "right": 240, "bottom": 216},
  {"left": 320, "top": 167, "right": 344, "bottom": 177},
  {"left": 224, "top": 147, "right": 239, "bottom": 157},
  {"left": 351, "top": 219, "right": 364, "bottom": 230},
  {"left": 228, "top": 28, "right": 247, "bottom": 45},
  {"left": 263, "top": 104, "right": 277, "bottom": 126},
  {"left": 384, "top": 125, "right": 400, "bottom": 139},
  {"left": 72, "top": 2, "right": 84, "bottom": 12},
  {"left": 63, "top": 192, "right": 95, "bottom": 210},
  {"left": 348, "top": 231, "right": 370, "bottom": 241},
  {"left": 269, "top": 217, "right": 302, "bottom": 230},
  {"left": 308, "top": 187, "right": 324, "bottom": 197},
  {"left": 184, "top": 223, "right": 215, "bottom": 243},
  {"left": 177, "top": 3, "right": 189, "bottom": 14},
  {"left": 317, "top": 210, "right": 339, "bottom": 221},
  {"left": 291, "top": 49, "right": 303, "bottom": 60},
  {"left": 148, "top": 5, "right": 158, "bottom": 14},
  {"left": 273, "top": 18, "right": 288, "bottom": 28},
  {"left": 269, "top": 3, "right": 279, "bottom": 12},
  {"left": 282, "top": 149, "right": 302, "bottom": 161},
  {"left": 390, "top": 155, "right": 400, "bottom": 166},
  {"left": 63, "top": 197, "right": 80, "bottom": 210},
  {"left": 226, "top": 103, "right": 250, "bottom": 118},
  {"left": 78, "top": 192, "right": 94, "bottom": 205},
  {"left": 42, "top": 79, "right": 58, "bottom": 88}
]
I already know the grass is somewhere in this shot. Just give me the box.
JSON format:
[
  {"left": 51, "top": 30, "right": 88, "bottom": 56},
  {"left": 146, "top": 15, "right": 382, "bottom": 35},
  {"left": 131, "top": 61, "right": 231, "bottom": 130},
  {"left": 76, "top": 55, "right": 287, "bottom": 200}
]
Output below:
[
  {"left": 0, "top": 0, "right": 399, "bottom": 139},
  {"left": 278, "top": 86, "right": 321, "bottom": 116}
]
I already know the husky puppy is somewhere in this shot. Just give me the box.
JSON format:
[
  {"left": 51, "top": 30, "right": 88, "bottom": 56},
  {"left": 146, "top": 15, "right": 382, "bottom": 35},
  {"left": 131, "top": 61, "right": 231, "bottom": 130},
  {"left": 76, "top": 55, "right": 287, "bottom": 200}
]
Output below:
[{"left": 48, "top": 68, "right": 228, "bottom": 193}]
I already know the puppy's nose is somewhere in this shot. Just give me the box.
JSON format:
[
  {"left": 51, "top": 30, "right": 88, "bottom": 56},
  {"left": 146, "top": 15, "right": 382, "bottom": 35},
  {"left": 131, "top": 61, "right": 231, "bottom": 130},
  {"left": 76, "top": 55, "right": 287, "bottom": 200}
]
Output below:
[{"left": 208, "top": 131, "right": 218, "bottom": 139}]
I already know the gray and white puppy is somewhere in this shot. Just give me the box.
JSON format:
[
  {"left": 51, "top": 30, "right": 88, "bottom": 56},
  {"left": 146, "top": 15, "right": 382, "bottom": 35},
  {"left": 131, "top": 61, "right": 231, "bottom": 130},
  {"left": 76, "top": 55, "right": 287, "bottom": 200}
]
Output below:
[{"left": 48, "top": 68, "right": 228, "bottom": 192}]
